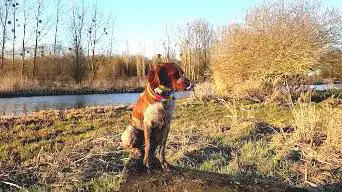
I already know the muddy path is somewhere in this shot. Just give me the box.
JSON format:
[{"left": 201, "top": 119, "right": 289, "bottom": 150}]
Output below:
[{"left": 119, "top": 166, "right": 306, "bottom": 192}]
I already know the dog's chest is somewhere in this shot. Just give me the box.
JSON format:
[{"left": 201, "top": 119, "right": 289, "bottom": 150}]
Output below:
[{"left": 143, "top": 100, "right": 175, "bottom": 127}]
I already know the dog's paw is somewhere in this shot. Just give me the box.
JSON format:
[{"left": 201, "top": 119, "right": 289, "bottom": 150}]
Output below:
[
  {"left": 144, "top": 163, "right": 153, "bottom": 175},
  {"left": 143, "top": 157, "right": 153, "bottom": 174},
  {"left": 130, "top": 148, "right": 143, "bottom": 159},
  {"left": 146, "top": 167, "right": 153, "bottom": 175},
  {"left": 125, "top": 157, "right": 144, "bottom": 172},
  {"left": 161, "top": 160, "right": 173, "bottom": 171}
]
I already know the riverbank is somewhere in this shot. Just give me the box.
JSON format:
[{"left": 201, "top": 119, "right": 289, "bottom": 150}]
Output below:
[
  {"left": 1, "top": 82, "right": 341, "bottom": 99},
  {"left": 0, "top": 97, "right": 341, "bottom": 191},
  {"left": 0, "top": 86, "right": 145, "bottom": 98},
  {"left": 0, "top": 78, "right": 146, "bottom": 98},
  {"left": 0, "top": 76, "right": 341, "bottom": 98}
]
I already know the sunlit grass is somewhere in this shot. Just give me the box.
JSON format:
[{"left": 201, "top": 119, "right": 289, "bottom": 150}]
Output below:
[{"left": 1, "top": 96, "right": 341, "bottom": 191}]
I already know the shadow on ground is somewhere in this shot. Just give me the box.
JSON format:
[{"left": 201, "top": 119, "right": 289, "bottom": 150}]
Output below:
[
  {"left": 82, "top": 151, "right": 125, "bottom": 181},
  {"left": 1, "top": 146, "right": 340, "bottom": 191},
  {"left": 119, "top": 166, "right": 307, "bottom": 192}
]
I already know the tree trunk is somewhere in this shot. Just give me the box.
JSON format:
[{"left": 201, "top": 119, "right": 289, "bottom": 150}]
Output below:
[
  {"left": 53, "top": 0, "right": 60, "bottom": 55},
  {"left": 1, "top": 4, "right": 9, "bottom": 71},
  {"left": 12, "top": 4, "right": 16, "bottom": 64},
  {"left": 33, "top": 28, "right": 39, "bottom": 77},
  {"left": 33, "top": 2, "right": 42, "bottom": 78},
  {"left": 21, "top": 18, "right": 27, "bottom": 79}
]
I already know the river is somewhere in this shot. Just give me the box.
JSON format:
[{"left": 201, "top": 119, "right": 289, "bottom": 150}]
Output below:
[{"left": 0, "top": 92, "right": 190, "bottom": 116}]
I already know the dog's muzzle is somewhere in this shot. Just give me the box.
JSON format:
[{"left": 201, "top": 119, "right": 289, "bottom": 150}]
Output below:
[{"left": 186, "top": 82, "right": 193, "bottom": 90}]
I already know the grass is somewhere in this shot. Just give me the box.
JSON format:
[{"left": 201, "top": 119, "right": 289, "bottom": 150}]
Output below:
[
  {"left": 0, "top": 106, "right": 131, "bottom": 191},
  {"left": 0, "top": 95, "right": 341, "bottom": 191},
  {"left": 168, "top": 96, "right": 342, "bottom": 190}
]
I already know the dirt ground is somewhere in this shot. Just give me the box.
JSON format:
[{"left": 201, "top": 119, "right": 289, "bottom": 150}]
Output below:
[{"left": 119, "top": 166, "right": 307, "bottom": 192}]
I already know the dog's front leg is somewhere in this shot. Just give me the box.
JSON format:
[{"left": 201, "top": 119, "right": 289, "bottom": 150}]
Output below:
[
  {"left": 143, "top": 124, "right": 152, "bottom": 174},
  {"left": 158, "top": 125, "right": 172, "bottom": 171}
]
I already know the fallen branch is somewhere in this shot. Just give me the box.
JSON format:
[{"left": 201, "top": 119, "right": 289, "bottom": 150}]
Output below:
[{"left": 1, "top": 181, "right": 27, "bottom": 191}]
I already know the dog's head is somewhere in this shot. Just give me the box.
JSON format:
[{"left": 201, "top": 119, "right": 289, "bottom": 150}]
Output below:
[{"left": 148, "top": 63, "right": 192, "bottom": 92}]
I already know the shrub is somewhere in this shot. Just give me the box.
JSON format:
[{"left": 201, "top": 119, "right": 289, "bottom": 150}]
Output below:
[
  {"left": 211, "top": 0, "right": 342, "bottom": 98},
  {"left": 192, "top": 82, "right": 216, "bottom": 100},
  {"left": 319, "top": 50, "right": 342, "bottom": 79}
]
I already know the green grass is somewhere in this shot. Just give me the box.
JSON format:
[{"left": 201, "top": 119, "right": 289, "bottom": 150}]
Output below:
[
  {"left": 0, "top": 106, "right": 130, "bottom": 191},
  {"left": 168, "top": 97, "right": 342, "bottom": 190},
  {"left": 0, "top": 97, "right": 341, "bottom": 191}
]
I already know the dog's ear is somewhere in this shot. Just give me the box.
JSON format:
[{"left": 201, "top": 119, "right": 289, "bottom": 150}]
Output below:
[
  {"left": 148, "top": 65, "right": 159, "bottom": 88},
  {"left": 148, "top": 65, "right": 170, "bottom": 88},
  {"left": 148, "top": 67, "right": 156, "bottom": 85},
  {"left": 157, "top": 66, "right": 169, "bottom": 86}
]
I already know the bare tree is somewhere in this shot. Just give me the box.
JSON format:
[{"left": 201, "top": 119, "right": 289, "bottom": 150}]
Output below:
[
  {"left": 123, "top": 40, "right": 130, "bottom": 72},
  {"left": 0, "top": 0, "right": 10, "bottom": 71},
  {"left": 109, "top": 19, "right": 115, "bottom": 59},
  {"left": 136, "top": 42, "right": 146, "bottom": 77},
  {"left": 32, "top": 0, "right": 43, "bottom": 77},
  {"left": 21, "top": 0, "right": 29, "bottom": 78},
  {"left": 53, "top": 0, "right": 62, "bottom": 55},
  {"left": 70, "top": 1, "right": 87, "bottom": 83},
  {"left": 11, "top": 1, "right": 19, "bottom": 64},
  {"left": 178, "top": 19, "right": 214, "bottom": 81},
  {"left": 88, "top": 2, "right": 110, "bottom": 80},
  {"left": 107, "top": 19, "right": 115, "bottom": 76},
  {"left": 162, "top": 25, "right": 177, "bottom": 62}
]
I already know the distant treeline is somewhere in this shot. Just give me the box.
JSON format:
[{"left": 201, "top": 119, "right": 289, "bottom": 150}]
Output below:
[
  {"left": 0, "top": 0, "right": 214, "bottom": 88},
  {"left": 1, "top": 54, "right": 153, "bottom": 82}
]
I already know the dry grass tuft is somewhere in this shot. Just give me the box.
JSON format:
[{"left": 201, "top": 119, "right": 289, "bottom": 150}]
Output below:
[{"left": 192, "top": 82, "right": 216, "bottom": 100}]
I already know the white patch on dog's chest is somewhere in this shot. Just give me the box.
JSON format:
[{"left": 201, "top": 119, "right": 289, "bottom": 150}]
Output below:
[{"left": 143, "top": 100, "right": 175, "bottom": 127}]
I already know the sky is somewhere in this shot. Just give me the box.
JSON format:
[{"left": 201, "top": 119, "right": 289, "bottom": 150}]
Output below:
[
  {"left": 7, "top": 0, "right": 342, "bottom": 58},
  {"left": 109, "top": 0, "right": 259, "bottom": 57},
  {"left": 109, "top": 0, "right": 342, "bottom": 57}
]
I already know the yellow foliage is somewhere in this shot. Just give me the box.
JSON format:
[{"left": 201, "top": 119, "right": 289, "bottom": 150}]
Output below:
[{"left": 212, "top": 0, "right": 341, "bottom": 97}]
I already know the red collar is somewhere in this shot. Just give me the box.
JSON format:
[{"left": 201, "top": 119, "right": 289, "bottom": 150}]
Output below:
[{"left": 146, "top": 84, "right": 174, "bottom": 102}]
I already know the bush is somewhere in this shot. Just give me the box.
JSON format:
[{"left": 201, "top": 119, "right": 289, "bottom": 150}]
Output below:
[
  {"left": 319, "top": 50, "right": 342, "bottom": 79},
  {"left": 192, "top": 82, "right": 216, "bottom": 100},
  {"left": 211, "top": 0, "right": 342, "bottom": 98}
]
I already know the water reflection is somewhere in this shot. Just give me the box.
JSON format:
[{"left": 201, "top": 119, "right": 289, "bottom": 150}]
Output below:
[
  {"left": 309, "top": 84, "right": 342, "bottom": 91},
  {"left": 0, "top": 92, "right": 190, "bottom": 117}
]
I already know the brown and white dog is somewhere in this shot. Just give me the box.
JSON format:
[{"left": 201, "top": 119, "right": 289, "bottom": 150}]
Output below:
[{"left": 121, "top": 63, "right": 192, "bottom": 173}]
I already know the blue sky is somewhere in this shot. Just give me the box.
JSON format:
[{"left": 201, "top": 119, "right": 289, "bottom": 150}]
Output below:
[
  {"left": 30, "top": 0, "right": 342, "bottom": 57},
  {"left": 109, "top": 0, "right": 342, "bottom": 57},
  {"left": 106, "top": 0, "right": 260, "bottom": 56}
]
